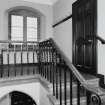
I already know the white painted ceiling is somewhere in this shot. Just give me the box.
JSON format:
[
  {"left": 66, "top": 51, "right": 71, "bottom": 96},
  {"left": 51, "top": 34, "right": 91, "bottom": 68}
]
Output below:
[{"left": 22, "top": 0, "right": 58, "bottom": 5}]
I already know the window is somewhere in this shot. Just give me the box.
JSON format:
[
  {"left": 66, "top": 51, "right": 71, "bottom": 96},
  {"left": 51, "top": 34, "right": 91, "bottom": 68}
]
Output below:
[
  {"left": 11, "top": 15, "right": 23, "bottom": 41},
  {"left": 27, "top": 17, "right": 38, "bottom": 41},
  {"left": 9, "top": 9, "right": 40, "bottom": 42}
]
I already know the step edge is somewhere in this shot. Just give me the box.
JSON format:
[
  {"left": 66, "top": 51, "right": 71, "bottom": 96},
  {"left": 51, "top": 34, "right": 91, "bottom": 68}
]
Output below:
[{"left": 48, "top": 94, "right": 86, "bottom": 105}]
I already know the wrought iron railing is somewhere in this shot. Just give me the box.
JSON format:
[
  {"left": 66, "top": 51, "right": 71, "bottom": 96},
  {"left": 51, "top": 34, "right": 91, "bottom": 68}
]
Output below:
[
  {"left": 0, "top": 39, "right": 105, "bottom": 105},
  {"left": 0, "top": 40, "right": 39, "bottom": 77},
  {"left": 39, "top": 38, "right": 105, "bottom": 105}
]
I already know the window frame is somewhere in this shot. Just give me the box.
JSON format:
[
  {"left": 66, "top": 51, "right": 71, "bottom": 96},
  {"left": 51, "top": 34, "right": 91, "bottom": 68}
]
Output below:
[{"left": 8, "top": 9, "right": 40, "bottom": 42}]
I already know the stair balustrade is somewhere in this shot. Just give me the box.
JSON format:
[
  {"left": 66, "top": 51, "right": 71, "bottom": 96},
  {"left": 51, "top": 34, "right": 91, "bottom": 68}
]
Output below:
[
  {"left": 39, "top": 38, "right": 105, "bottom": 105},
  {"left": 0, "top": 40, "right": 39, "bottom": 77},
  {"left": 0, "top": 39, "right": 105, "bottom": 105}
]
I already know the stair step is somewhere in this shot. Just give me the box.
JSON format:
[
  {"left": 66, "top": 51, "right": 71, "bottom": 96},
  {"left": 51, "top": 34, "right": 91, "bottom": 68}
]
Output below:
[
  {"left": 81, "top": 72, "right": 97, "bottom": 80},
  {"left": 48, "top": 94, "right": 86, "bottom": 105},
  {"left": 49, "top": 79, "right": 97, "bottom": 98},
  {"left": 49, "top": 81, "right": 76, "bottom": 91},
  {"left": 48, "top": 72, "right": 100, "bottom": 105},
  {"left": 81, "top": 72, "right": 99, "bottom": 87}
]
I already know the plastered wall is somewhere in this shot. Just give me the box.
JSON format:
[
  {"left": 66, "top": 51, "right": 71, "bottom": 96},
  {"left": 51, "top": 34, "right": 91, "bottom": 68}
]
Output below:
[
  {"left": 0, "top": 81, "right": 52, "bottom": 105},
  {"left": 97, "top": 0, "right": 105, "bottom": 75},
  {"left": 53, "top": 0, "right": 76, "bottom": 61}
]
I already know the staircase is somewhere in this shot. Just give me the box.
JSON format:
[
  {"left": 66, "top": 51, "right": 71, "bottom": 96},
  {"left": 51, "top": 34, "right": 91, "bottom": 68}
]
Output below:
[
  {"left": 47, "top": 72, "right": 99, "bottom": 105},
  {"left": 0, "top": 39, "right": 105, "bottom": 105},
  {"left": 38, "top": 39, "right": 105, "bottom": 105}
]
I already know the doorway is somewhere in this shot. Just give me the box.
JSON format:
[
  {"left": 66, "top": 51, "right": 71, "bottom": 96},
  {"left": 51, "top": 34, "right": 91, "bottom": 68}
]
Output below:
[
  {"left": 11, "top": 91, "right": 37, "bottom": 105},
  {"left": 72, "top": 0, "right": 97, "bottom": 75}
]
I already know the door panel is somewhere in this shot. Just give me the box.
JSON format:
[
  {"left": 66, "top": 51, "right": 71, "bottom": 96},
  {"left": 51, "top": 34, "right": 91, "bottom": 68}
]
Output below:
[{"left": 72, "top": 0, "right": 97, "bottom": 75}]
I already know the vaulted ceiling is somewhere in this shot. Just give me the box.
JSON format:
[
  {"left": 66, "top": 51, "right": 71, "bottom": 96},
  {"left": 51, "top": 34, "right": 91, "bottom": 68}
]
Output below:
[{"left": 22, "top": 0, "right": 59, "bottom": 5}]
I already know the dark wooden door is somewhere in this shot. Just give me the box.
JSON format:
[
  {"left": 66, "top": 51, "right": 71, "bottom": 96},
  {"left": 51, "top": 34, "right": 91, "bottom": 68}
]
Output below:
[{"left": 72, "top": 0, "right": 97, "bottom": 75}]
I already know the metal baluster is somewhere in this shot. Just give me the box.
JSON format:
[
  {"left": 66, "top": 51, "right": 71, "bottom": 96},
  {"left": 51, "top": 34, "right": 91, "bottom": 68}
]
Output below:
[
  {"left": 59, "top": 55, "right": 62, "bottom": 105},
  {"left": 38, "top": 44, "right": 40, "bottom": 74},
  {"left": 52, "top": 48, "right": 55, "bottom": 96},
  {"left": 21, "top": 44, "right": 23, "bottom": 75},
  {"left": 27, "top": 43, "right": 29, "bottom": 75},
  {"left": 77, "top": 80, "right": 80, "bottom": 105},
  {"left": 70, "top": 70, "right": 73, "bottom": 105},
  {"left": 49, "top": 45, "right": 52, "bottom": 82},
  {"left": 36, "top": 44, "right": 39, "bottom": 74},
  {"left": 7, "top": 43, "right": 9, "bottom": 77},
  {"left": 55, "top": 51, "right": 58, "bottom": 99},
  {"left": 39, "top": 43, "right": 41, "bottom": 75},
  {"left": 46, "top": 44, "right": 49, "bottom": 80},
  {"left": 42, "top": 43, "right": 44, "bottom": 76},
  {"left": 40, "top": 44, "right": 43, "bottom": 76},
  {"left": 45, "top": 43, "right": 49, "bottom": 80},
  {"left": 64, "top": 62, "right": 67, "bottom": 105},
  {"left": 40, "top": 44, "right": 42, "bottom": 76},
  {"left": 1, "top": 49, "right": 3, "bottom": 78},
  {"left": 86, "top": 91, "right": 91, "bottom": 105},
  {"left": 44, "top": 43, "right": 46, "bottom": 77},
  {"left": 44, "top": 44, "right": 46, "bottom": 78},
  {"left": 14, "top": 44, "right": 16, "bottom": 76},
  {"left": 40, "top": 43, "right": 43, "bottom": 76},
  {"left": 48, "top": 42, "right": 51, "bottom": 81},
  {"left": 39, "top": 44, "right": 41, "bottom": 75},
  {"left": 33, "top": 44, "right": 35, "bottom": 74}
]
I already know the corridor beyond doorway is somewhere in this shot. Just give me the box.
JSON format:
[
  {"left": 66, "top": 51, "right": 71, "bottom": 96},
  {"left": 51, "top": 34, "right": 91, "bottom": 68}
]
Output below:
[{"left": 11, "top": 91, "right": 37, "bottom": 105}]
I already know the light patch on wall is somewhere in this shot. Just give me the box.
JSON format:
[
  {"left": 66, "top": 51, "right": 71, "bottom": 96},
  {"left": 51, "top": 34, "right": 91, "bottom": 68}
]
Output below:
[{"left": 20, "top": 0, "right": 58, "bottom": 5}]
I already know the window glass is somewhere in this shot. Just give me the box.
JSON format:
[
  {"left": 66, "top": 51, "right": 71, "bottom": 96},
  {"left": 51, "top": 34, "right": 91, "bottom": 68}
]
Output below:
[
  {"left": 9, "top": 10, "right": 39, "bottom": 42},
  {"left": 11, "top": 15, "right": 23, "bottom": 27},
  {"left": 27, "top": 17, "right": 38, "bottom": 41},
  {"left": 27, "top": 17, "right": 37, "bottom": 28},
  {"left": 11, "top": 15, "right": 23, "bottom": 41}
]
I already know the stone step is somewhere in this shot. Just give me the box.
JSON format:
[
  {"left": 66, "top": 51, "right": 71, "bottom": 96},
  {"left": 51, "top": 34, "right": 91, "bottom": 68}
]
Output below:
[
  {"left": 48, "top": 72, "right": 100, "bottom": 105},
  {"left": 49, "top": 77, "right": 99, "bottom": 96},
  {"left": 48, "top": 94, "right": 87, "bottom": 105},
  {"left": 81, "top": 72, "right": 100, "bottom": 87}
]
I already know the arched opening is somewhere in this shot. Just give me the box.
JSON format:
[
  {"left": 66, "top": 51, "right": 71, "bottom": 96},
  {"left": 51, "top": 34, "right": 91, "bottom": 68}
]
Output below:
[
  {"left": 10, "top": 91, "right": 37, "bottom": 105},
  {"left": 3, "top": 6, "right": 46, "bottom": 41},
  {"left": 8, "top": 8, "right": 41, "bottom": 42}
]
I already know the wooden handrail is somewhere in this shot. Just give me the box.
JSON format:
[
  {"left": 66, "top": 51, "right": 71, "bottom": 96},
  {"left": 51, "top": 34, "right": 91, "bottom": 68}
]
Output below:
[
  {"left": 87, "top": 35, "right": 105, "bottom": 44},
  {"left": 53, "top": 14, "right": 72, "bottom": 28},
  {"left": 96, "top": 36, "right": 105, "bottom": 44}
]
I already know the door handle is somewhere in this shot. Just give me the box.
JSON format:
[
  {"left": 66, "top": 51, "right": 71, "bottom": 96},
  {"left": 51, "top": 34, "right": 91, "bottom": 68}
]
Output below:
[{"left": 76, "top": 64, "right": 83, "bottom": 67}]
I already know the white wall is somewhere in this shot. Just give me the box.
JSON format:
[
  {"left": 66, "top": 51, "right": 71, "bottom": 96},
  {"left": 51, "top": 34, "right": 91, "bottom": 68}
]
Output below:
[
  {"left": 0, "top": 82, "right": 40, "bottom": 105},
  {"left": 0, "top": 0, "right": 53, "bottom": 41},
  {"left": 53, "top": 0, "right": 76, "bottom": 61},
  {"left": 97, "top": 0, "right": 105, "bottom": 75},
  {"left": 0, "top": 81, "right": 52, "bottom": 105},
  {"left": 39, "top": 84, "right": 51, "bottom": 105},
  {"left": 0, "top": 94, "right": 10, "bottom": 105}
]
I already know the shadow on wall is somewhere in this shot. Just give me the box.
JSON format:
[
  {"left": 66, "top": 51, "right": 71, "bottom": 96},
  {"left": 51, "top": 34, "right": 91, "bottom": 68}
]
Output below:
[{"left": 0, "top": 91, "right": 37, "bottom": 105}]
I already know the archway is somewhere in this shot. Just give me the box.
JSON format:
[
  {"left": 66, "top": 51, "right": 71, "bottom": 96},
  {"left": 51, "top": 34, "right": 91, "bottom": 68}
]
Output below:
[
  {"left": 3, "top": 6, "right": 46, "bottom": 41},
  {"left": 10, "top": 91, "right": 37, "bottom": 105}
]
